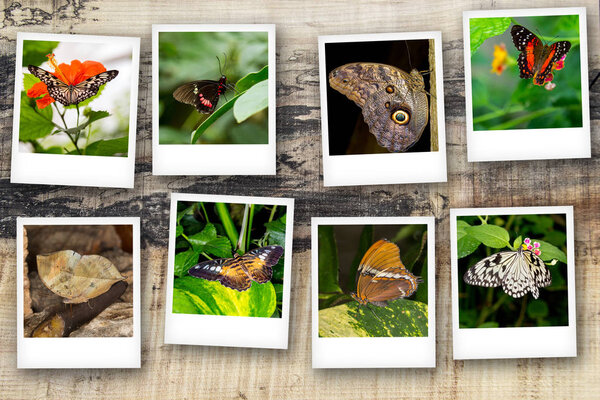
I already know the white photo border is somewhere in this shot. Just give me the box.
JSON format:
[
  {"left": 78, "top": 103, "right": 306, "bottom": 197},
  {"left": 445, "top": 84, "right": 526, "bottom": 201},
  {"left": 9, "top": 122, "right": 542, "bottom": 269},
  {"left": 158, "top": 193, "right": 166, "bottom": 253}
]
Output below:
[
  {"left": 152, "top": 24, "right": 276, "bottom": 176},
  {"left": 164, "top": 193, "right": 294, "bottom": 349},
  {"left": 450, "top": 206, "right": 576, "bottom": 360},
  {"left": 318, "top": 31, "right": 447, "bottom": 186},
  {"left": 17, "top": 217, "right": 141, "bottom": 369},
  {"left": 311, "top": 216, "right": 436, "bottom": 368},
  {"left": 463, "top": 7, "right": 590, "bottom": 162},
  {"left": 11, "top": 32, "right": 140, "bottom": 188}
]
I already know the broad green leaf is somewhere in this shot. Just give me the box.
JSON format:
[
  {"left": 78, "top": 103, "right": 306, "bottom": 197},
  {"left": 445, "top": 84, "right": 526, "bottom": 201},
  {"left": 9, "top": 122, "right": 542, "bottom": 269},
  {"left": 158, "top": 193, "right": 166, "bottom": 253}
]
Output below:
[
  {"left": 84, "top": 136, "right": 128, "bottom": 156},
  {"left": 235, "top": 65, "right": 268, "bottom": 92},
  {"left": 318, "top": 299, "right": 428, "bottom": 337},
  {"left": 318, "top": 225, "right": 343, "bottom": 294},
  {"left": 233, "top": 80, "right": 268, "bottom": 123},
  {"left": 19, "top": 92, "right": 55, "bottom": 141},
  {"left": 176, "top": 225, "right": 183, "bottom": 237},
  {"left": 190, "top": 93, "right": 242, "bottom": 143},
  {"left": 265, "top": 216, "right": 286, "bottom": 247},
  {"left": 173, "top": 276, "right": 276, "bottom": 317},
  {"left": 465, "top": 224, "right": 510, "bottom": 248},
  {"left": 186, "top": 222, "right": 232, "bottom": 258},
  {"left": 202, "top": 237, "right": 233, "bottom": 258},
  {"left": 537, "top": 240, "right": 567, "bottom": 264},
  {"left": 187, "top": 222, "right": 217, "bottom": 249},
  {"left": 457, "top": 221, "right": 481, "bottom": 258},
  {"left": 22, "top": 40, "right": 59, "bottom": 66},
  {"left": 23, "top": 73, "right": 40, "bottom": 91},
  {"left": 174, "top": 248, "right": 199, "bottom": 278},
  {"left": 83, "top": 109, "right": 110, "bottom": 124},
  {"left": 469, "top": 17, "right": 512, "bottom": 55},
  {"left": 513, "top": 235, "right": 523, "bottom": 250}
]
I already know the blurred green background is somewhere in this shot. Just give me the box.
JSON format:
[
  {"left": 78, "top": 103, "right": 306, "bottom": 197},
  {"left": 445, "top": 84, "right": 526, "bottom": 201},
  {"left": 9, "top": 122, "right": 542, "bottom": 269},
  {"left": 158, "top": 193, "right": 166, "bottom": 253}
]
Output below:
[
  {"left": 158, "top": 31, "right": 269, "bottom": 144},
  {"left": 470, "top": 14, "right": 582, "bottom": 131},
  {"left": 458, "top": 214, "right": 569, "bottom": 329}
]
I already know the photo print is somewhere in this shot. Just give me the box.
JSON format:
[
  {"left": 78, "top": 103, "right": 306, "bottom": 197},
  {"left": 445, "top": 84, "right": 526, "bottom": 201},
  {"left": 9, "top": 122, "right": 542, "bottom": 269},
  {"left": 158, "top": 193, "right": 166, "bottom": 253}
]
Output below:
[
  {"left": 451, "top": 206, "right": 576, "bottom": 360},
  {"left": 17, "top": 217, "right": 141, "bottom": 369},
  {"left": 319, "top": 31, "right": 447, "bottom": 186},
  {"left": 164, "top": 193, "right": 294, "bottom": 349},
  {"left": 11, "top": 32, "right": 140, "bottom": 188},
  {"left": 152, "top": 24, "right": 276, "bottom": 175},
  {"left": 312, "top": 217, "right": 436, "bottom": 368},
  {"left": 463, "top": 7, "right": 590, "bottom": 161}
]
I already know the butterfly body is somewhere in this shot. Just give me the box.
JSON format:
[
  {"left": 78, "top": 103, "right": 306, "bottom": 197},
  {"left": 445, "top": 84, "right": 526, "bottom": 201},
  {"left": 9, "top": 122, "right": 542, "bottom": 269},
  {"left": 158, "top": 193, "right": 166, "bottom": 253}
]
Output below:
[
  {"left": 464, "top": 246, "right": 551, "bottom": 299},
  {"left": 28, "top": 65, "right": 118, "bottom": 106},
  {"left": 510, "top": 25, "right": 571, "bottom": 86},
  {"left": 172, "top": 75, "right": 228, "bottom": 114},
  {"left": 188, "top": 245, "right": 283, "bottom": 291},
  {"left": 329, "top": 62, "right": 428, "bottom": 152},
  {"left": 351, "top": 239, "right": 421, "bottom": 307}
]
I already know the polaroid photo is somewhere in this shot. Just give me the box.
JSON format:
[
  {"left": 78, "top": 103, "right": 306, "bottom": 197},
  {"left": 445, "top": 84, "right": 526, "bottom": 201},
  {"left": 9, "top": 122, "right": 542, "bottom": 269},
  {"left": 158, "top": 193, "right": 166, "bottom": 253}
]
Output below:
[
  {"left": 164, "top": 193, "right": 294, "bottom": 349},
  {"left": 11, "top": 32, "right": 140, "bottom": 188},
  {"left": 450, "top": 206, "right": 576, "bottom": 360},
  {"left": 17, "top": 217, "right": 140, "bottom": 369},
  {"left": 311, "top": 216, "right": 436, "bottom": 368},
  {"left": 463, "top": 7, "right": 590, "bottom": 161},
  {"left": 152, "top": 24, "right": 276, "bottom": 175},
  {"left": 318, "top": 31, "right": 447, "bottom": 186}
]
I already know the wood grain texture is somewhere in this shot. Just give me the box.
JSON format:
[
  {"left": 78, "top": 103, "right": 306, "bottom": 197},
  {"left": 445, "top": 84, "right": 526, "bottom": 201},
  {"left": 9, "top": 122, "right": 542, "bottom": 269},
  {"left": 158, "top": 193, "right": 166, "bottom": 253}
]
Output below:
[{"left": 0, "top": 0, "right": 599, "bottom": 398}]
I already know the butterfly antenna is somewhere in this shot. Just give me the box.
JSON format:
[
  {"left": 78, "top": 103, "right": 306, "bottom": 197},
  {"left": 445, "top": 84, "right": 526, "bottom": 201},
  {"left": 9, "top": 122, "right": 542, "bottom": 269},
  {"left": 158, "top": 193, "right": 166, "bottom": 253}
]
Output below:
[
  {"left": 367, "top": 304, "right": 384, "bottom": 323},
  {"left": 216, "top": 55, "right": 223, "bottom": 76},
  {"left": 404, "top": 40, "right": 413, "bottom": 70}
]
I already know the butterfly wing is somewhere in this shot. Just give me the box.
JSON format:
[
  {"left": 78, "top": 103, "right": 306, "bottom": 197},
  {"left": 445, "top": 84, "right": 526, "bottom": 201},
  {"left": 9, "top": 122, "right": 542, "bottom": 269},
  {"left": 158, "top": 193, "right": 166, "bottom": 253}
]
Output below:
[
  {"left": 355, "top": 239, "right": 420, "bottom": 306},
  {"left": 501, "top": 250, "right": 551, "bottom": 299},
  {"left": 188, "top": 257, "right": 252, "bottom": 291},
  {"left": 69, "top": 70, "right": 119, "bottom": 104},
  {"left": 532, "top": 41, "right": 571, "bottom": 86},
  {"left": 173, "top": 80, "right": 221, "bottom": 114},
  {"left": 463, "top": 251, "right": 515, "bottom": 287},
  {"left": 237, "top": 245, "right": 283, "bottom": 284},
  {"left": 28, "top": 65, "right": 71, "bottom": 104},
  {"left": 511, "top": 25, "right": 540, "bottom": 79}
]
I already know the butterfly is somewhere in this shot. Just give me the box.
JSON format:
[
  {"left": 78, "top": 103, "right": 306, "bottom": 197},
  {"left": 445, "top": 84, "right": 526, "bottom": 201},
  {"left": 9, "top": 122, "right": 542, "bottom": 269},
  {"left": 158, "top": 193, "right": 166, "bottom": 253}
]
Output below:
[
  {"left": 510, "top": 25, "right": 571, "bottom": 86},
  {"left": 351, "top": 239, "right": 422, "bottom": 307},
  {"left": 28, "top": 65, "right": 119, "bottom": 106},
  {"left": 463, "top": 242, "right": 551, "bottom": 299},
  {"left": 173, "top": 76, "right": 230, "bottom": 114},
  {"left": 188, "top": 245, "right": 283, "bottom": 291}
]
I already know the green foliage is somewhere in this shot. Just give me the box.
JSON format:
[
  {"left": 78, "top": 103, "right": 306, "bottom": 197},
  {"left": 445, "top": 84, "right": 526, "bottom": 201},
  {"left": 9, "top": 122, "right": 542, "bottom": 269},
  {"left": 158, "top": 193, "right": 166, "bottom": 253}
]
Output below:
[
  {"left": 158, "top": 31, "right": 270, "bottom": 144},
  {"left": 318, "top": 299, "right": 428, "bottom": 338},
  {"left": 457, "top": 213, "right": 569, "bottom": 328},
  {"left": 318, "top": 224, "right": 429, "bottom": 337},
  {"left": 173, "top": 201, "right": 287, "bottom": 318},
  {"left": 469, "top": 14, "right": 582, "bottom": 130},
  {"left": 22, "top": 40, "right": 59, "bottom": 66}
]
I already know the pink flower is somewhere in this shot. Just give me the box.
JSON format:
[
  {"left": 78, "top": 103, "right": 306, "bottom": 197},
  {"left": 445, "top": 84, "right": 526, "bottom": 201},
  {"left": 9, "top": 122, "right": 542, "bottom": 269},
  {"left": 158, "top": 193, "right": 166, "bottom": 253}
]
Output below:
[{"left": 534, "top": 249, "right": 541, "bottom": 256}]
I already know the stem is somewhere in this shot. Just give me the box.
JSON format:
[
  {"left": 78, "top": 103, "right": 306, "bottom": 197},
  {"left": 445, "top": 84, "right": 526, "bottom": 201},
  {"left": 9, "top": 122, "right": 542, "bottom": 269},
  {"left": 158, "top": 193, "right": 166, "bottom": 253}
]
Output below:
[
  {"left": 515, "top": 296, "right": 528, "bottom": 327},
  {"left": 199, "top": 202, "right": 210, "bottom": 223},
  {"left": 268, "top": 205, "right": 278, "bottom": 222},
  {"left": 246, "top": 204, "right": 255, "bottom": 249},
  {"left": 53, "top": 103, "right": 68, "bottom": 130},
  {"left": 237, "top": 204, "right": 250, "bottom": 253}
]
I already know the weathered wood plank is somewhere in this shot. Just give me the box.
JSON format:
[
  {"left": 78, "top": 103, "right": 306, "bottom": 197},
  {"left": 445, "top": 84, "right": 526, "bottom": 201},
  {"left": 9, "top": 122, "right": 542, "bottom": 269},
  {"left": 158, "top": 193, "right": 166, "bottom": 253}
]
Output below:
[{"left": 0, "top": 0, "right": 599, "bottom": 399}]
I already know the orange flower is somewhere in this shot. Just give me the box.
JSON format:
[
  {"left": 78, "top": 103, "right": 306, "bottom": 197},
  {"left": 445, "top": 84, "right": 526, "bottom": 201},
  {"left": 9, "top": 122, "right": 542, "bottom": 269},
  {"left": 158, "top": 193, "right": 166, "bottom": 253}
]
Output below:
[
  {"left": 490, "top": 43, "right": 508, "bottom": 75},
  {"left": 26, "top": 54, "right": 107, "bottom": 109}
]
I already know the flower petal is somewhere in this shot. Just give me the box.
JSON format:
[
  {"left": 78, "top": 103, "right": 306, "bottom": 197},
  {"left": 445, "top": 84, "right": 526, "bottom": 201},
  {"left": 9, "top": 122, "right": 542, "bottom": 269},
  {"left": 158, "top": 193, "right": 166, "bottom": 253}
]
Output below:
[
  {"left": 36, "top": 95, "right": 55, "bottom": 109},
  {"left": 27, "top": 81, "right": 49, "bottom": 98}
]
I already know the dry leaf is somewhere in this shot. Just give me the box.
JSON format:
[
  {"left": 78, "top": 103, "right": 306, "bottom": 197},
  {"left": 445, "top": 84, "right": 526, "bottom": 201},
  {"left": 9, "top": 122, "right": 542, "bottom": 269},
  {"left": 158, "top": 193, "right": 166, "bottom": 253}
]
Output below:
[{"left": 36, "top": 250, "right": 126, "bottom": 304}]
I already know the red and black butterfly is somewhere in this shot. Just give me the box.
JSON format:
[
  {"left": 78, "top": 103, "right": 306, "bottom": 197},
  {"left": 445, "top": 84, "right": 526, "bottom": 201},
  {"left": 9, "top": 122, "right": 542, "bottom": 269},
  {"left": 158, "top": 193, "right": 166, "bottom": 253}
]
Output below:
[
  {"left": 172, "top": 55, "right": 235, "bottom": 114},
  {"left": 351, "top": 239, "right": 421, "bottom": 307},
  {"left": 510, "top": 25, "right": 571, "bottom": 86},
  {"left": 188, "top": 245, "right": 283, "bottom": 291}
]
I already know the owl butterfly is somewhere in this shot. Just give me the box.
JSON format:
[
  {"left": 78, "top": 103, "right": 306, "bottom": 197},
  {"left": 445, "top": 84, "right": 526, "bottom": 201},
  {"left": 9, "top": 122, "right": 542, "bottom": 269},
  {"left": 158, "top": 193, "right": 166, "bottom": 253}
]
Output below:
[
  {"left": 510, "top": 25, "right": 571, "bottom": 86},
  {"left": 329, "top": 63, "right": 429, "bottom": 152},
  {"left": 188, "top": 245, "right": 283, "bottom": 291},
  {"left": 351, "top": 239, "right": 422, "bottom": 307}
]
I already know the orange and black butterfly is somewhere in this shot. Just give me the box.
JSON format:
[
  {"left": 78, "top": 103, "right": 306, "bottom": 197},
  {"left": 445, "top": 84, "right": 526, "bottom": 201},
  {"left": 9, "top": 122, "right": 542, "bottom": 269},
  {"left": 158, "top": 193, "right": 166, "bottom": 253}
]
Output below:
[
  {"left": 511, "top": 25, "right": 571, "bottom": 86},
  {"left": 351, "top": 239, "right": 421, "bottom": 307},
  {"left": 188, "top": 245, "right": 283, "bottom": 291}
]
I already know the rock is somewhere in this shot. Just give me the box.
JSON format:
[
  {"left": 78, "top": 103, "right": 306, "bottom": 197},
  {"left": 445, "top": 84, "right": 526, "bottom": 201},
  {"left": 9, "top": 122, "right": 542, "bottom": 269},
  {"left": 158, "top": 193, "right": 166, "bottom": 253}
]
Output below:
[
  {"left": 69, "top": 302, "right": 133, "bottom": 337},
  {"left": 23, "top": 309, "right": 52, "bottom": 338}
]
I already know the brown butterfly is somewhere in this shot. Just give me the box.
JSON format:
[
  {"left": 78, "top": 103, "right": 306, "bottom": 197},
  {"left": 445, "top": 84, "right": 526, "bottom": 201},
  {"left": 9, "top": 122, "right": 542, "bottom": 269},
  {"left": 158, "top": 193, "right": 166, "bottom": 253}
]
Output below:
[
  {"left": 351, "top": 239, "right": 421, "bottom": 307},
  {"left": 188, "top": 245, "right": 283, "bottom": 291}
]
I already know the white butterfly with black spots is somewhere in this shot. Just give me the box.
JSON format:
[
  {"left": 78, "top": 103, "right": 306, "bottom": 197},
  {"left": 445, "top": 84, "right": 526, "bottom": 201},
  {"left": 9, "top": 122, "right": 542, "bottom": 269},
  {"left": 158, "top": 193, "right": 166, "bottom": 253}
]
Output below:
[
  {"left": 463, "top": 245, "right": 552, "bottom": 299},
  {"left": 28, "top": 65, "right": 119, "bottom": 106}
]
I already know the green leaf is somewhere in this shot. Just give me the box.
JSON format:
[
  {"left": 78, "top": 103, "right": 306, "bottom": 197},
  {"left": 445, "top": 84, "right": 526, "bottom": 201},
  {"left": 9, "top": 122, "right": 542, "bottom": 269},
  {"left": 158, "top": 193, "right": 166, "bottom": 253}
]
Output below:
[
  {"left": 265, "top": 216, "right": 286, "bottom": 247},
  {"left": 202, "top": 237, "right": 233, "bottom": 258},
  {"left": 318, "top": 225, "right": 343, "bottom": 294},
  {"left": 233, "top": 80, "right": 268, "bottom": 123},
  {"left": 84, "top": 136, "right": 129, "bottom": 156},
  {"left": 235, "top": 65, "right": 268, "bottom": 92},
  {"left": 22, "top": 40, "right": 59, "bottom": 66},
  {"left": 513, "top": 235, "right": 523, "bottom": 250},
  {"left": 527, "top": 300, "right": 549, "bottom": 319},
  {"left": 174, "top": 248, "right": 199, "bottom": 278},
  {"left": 23, "top": 73, "right": 40, "bottom": 91},
  {"left": 465, "top": 224, "right": 510, "bottom": 248},
  {"left": 187, "top": 222, "right": 217, "bottom": 249},
  {"left": 173, "top": 276, "right": 276, "bottom": 317},
  {"left": 469, "top": 17, "right": 512, "bottom": 55},
  {"left": 186, "top": 222, "right": 233, "bottom": 258},
  {"left": 318, "top": 299, "right": 428, "bottom": 337},
  {"left": 176, "top": 225, "right": 183, "bottom": 237},
  {"left": 456, "top": 220, "right": 481, "bottom": 258},
  {"left": 83, "top": 109, "right": 110, "bottom": 124},
  {"left": 536, "top": 240, "right": 567, "bottom": 264},
  {"left": 19, "top": 92, "right": 55, "bottom": 141}
]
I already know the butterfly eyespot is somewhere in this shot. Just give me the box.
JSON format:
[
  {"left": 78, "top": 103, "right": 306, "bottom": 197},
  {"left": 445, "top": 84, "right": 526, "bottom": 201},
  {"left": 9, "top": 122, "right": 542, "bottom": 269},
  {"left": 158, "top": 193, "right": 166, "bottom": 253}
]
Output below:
[
  {"left": 391, "top": 110, "right": 410, "bottom": 125},
  {"left": 386, "top": 85, "right": 394, "bottom": 93},
  {"left": 384, "top": 102, "right": 390, "bottom": 109},
  {"left": 342, "top": 79, "right": 349, "bottom": 83}
]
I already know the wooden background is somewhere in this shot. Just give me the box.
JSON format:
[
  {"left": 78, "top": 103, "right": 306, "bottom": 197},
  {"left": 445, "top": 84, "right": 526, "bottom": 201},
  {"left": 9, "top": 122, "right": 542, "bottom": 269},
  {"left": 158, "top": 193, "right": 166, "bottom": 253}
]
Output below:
[{"left": 0, "top": 0, "right": 598, "bottom": 398}]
